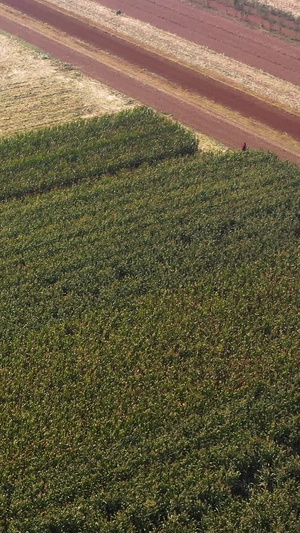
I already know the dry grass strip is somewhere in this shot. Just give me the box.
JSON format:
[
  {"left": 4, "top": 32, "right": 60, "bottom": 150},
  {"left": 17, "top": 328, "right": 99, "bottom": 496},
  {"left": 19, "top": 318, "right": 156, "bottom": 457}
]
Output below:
[
  {"left": 45, "top": 0, "right": 300, "bottom": 114},
  {"left": 0, "top": 32, "right": 136, "bottom": 138},
  {"left": 256, "top": 0, "right": 300, "bottom": 17},
  {"left": 0, "top": 29, "right": 226, "bottom": 152}
]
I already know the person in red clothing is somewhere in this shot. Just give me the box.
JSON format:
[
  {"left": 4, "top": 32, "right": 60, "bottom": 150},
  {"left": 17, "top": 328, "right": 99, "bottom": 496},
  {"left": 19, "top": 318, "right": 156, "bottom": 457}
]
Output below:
[{"left": 242, "top": 142, "right": 247, "bottom": 151}]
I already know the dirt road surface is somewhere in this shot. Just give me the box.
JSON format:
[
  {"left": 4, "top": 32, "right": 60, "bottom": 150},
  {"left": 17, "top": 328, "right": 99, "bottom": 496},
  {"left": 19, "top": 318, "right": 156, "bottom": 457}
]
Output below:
[
  {"left": 1, "top": 0, "right": 300, "bottom": 163},
  {"left": 97, "top": 0, "right": 300, "bottom": 85}
]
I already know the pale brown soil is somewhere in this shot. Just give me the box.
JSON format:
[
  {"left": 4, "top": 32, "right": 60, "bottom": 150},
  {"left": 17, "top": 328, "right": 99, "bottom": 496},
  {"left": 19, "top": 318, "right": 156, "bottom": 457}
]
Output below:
[
  {"left": 0, "top": 31, "right": 137, "bottom": 138},
  {"left": 257, "top": 0, "right": 300, "bottom": 17},
  {"left": 42, "top": 0, "right": 300, "bottom": 115},
  {"left": 94, "top": 0, "right": 300, "bottom": 84},
  {"left": 1, "top": 0, "right": 300, "bottom": 163},
  {"left": 0, "top": 5, "right": 225, "bottom": 151}
]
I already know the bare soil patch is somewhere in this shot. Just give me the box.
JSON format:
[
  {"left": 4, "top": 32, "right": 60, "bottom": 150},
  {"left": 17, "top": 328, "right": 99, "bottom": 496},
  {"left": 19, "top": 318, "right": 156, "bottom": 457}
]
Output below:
[
  {"left": 0, "top": 17, "right": 225, "bottom": 152},
  {"left": 43, "top": 0, "right": 300, "bottom": 115},
  {"left": 0, "top": 32, "right": 136, "bottom": 138},
  {"left": 1, "top": 2, "right": 300, "bottom": 162}
]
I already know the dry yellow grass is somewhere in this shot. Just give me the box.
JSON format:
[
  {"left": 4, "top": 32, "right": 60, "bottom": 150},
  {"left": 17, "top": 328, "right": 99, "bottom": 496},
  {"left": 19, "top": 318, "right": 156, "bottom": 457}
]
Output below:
[
  {"left": 45, "top": 0, "right": 300, "bottom": 115},
  {"left": 0, "top": 29, "right": 226, "bottom": 152},
  {"left": 0, "top": 32, "right": 136, "bottom": 138},
  {"left": 257, "top": 0, "right": 300, "bottom": 17},
  {"left": 196, "top": 133, "right": 229, "bottom": 152}
]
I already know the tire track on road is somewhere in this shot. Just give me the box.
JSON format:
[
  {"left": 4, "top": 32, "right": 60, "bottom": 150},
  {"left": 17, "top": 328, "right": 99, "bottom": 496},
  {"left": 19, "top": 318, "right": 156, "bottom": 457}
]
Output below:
[
  {"left": 2, "top": 0, "right": 300, "bottom": 144},
  {"left": 97, "top": 0, "right": 300, "bottom": 85},
  {"left": 1, "top": 8, "right": 300, "bottom": 164}
]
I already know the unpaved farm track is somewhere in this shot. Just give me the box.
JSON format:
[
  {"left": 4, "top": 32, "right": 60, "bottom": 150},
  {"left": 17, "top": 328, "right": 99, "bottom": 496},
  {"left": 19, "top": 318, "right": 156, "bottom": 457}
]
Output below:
[
  {"left": 97, "top": 0, "right": 300, "bottom": 85},
  {"left": 1, "top": 0, "right": 300, "bottom": 164}
]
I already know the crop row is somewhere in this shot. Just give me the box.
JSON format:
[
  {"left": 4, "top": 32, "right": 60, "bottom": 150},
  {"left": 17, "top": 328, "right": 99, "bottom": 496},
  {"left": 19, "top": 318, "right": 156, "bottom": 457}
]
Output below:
[
  {"left": 0, "top": 107, "right": 197, "bottom": 201},
  {"left": 1, "top": 150, "right": 300, "bottom": 338},
  {"left": 1, "top": 131, "right": 300, "bottom": 530}
]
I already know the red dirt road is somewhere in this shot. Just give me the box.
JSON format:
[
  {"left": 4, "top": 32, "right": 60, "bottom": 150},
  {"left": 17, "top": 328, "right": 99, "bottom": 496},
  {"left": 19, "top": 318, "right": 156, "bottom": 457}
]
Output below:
[
  {"left": 1, "top": 0, "right": 300, "bottom": 163},
  {"left": 1, "top": 0, "right": 300, "bottom": 143},
  {"left": 98, "top": 0, "right": 300, "bottom": 86}
]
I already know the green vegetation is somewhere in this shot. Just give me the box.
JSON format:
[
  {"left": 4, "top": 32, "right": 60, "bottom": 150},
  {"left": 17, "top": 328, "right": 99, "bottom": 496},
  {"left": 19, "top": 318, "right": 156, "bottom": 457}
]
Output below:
[
  {"left": 0, "top": 107, "right": 196, "bottom": 202},
  {"left": 1, "top": 108, "right": 300, "bottom": 532}
]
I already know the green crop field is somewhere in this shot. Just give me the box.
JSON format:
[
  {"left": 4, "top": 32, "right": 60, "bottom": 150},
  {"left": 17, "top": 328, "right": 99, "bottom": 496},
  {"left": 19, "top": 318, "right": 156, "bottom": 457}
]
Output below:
[{"left": 1, "top": 107, "right": 300, "bottom": 532}]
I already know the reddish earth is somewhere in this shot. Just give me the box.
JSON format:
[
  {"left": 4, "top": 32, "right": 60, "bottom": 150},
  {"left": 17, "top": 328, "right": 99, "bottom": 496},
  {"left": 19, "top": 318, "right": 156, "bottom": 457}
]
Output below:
[
  {"left": 2, "top": 0, "right": 300, "bottom": 140},
  {"left": 188, "top": 0, "right": 300, "bottom": 40},
  {"left": 1, "top": 0, "right": 300, "bottom": 164},
  {"left": 97, "top": 0, "right": 300, "bottom": 85}
]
